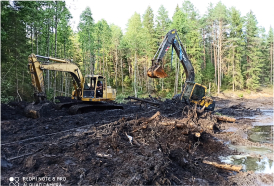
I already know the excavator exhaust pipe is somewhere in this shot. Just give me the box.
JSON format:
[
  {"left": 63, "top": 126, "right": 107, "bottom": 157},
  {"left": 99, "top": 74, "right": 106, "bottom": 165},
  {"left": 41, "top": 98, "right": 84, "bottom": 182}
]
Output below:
[{"left": 147, "top": 64, "right": 168, "bottom": 78}]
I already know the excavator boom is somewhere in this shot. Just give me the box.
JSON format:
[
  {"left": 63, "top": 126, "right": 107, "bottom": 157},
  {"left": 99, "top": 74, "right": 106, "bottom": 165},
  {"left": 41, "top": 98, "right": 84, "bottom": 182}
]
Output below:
[
  {"left": 147, "top": 29, "right": 215, "bottom": 111},
  {"left": 147, "top": 29, "right": 194, "bottom": 81},
  {"left": 28, "top": 53, "right": 83, "bottom": 102}
]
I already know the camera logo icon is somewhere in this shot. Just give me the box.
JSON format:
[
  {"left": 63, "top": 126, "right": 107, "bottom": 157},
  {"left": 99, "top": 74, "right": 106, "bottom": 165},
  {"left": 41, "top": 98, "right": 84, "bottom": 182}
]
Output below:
[{"left": 9, "top": 177, "right": 19, "bottom": 186}]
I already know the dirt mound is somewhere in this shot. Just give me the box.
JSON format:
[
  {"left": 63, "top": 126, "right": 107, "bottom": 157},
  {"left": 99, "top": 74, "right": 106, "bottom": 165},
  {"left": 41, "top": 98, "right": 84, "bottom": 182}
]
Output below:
[{"left": 1, "top": 101, "right": 29, "bottom": 120}]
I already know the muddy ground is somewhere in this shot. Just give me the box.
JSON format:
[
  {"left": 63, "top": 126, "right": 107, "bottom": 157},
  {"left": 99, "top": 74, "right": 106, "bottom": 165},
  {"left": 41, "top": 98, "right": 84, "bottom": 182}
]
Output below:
[{"left": 1, "top": 96, "right": 273, "bottom": 185}]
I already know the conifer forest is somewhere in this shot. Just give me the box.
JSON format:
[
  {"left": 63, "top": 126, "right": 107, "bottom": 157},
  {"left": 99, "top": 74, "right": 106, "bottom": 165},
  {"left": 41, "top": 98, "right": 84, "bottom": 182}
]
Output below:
[{"left": 1, "top": 1, "right": 273, "bottom": 102}]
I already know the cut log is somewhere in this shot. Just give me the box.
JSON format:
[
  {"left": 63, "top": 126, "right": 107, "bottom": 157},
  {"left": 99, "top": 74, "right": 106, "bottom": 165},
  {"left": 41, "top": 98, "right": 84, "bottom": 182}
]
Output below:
[
  {"left": 149, "top": 111, "right": 161, "bottom": 121},
  {"left": 215, "top": 115, "right": 236, "bottom": 122},
  {"left": 159, "top": 121, "right": 176, "bottom": 126},
  {"left": 203, "top": 160, "right": 242, "bottom": 172}
]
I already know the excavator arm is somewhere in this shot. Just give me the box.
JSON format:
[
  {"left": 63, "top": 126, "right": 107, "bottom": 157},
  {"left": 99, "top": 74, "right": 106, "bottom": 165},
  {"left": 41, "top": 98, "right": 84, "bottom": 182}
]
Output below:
[
  {"left": 28, "top": 53, "right": 84, "bottom": 102},
  {"left": 147, "top": 29, "right": 194, "bottom": 81},
  {"left": 147, "top": 30, "right": 215, "bottom": 111}
]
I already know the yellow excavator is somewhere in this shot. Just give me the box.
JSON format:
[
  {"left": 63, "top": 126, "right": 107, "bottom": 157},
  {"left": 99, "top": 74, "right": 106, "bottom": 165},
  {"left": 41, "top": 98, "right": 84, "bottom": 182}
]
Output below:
[
  {"left": 147, "top": 29, "right": 215, "bottom": 111},
  {"left": 25, "top": 53, "right": 122, "bottom": 118}
]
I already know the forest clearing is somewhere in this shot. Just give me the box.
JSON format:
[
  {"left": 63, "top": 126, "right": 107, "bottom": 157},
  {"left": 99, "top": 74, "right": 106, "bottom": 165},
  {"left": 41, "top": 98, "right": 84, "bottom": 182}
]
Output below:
[
  {"left": 1, "top": 94, "right": 273, "bottom": 185},
  {"left": 1, "top": 0, "right": 273, "bottom": 185}
]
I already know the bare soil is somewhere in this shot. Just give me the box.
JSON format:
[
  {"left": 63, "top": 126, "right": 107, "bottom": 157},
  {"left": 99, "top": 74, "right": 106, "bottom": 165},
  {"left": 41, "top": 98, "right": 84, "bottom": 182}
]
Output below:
[{"left": 1, "top": 96, "right": 273, "bottom": 185}]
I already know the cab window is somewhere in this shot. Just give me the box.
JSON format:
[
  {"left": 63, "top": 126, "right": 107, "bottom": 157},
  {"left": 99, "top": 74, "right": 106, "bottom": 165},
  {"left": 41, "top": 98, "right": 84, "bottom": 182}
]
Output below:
[{"left": 191, "top": 85, "right": 205, "bottom": 100}]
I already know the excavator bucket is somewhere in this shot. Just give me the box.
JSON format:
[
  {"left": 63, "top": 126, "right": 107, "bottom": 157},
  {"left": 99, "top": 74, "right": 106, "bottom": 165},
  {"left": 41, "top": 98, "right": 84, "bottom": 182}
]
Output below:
[
  {"left": 147, "top": 65, "right": 168, "bottom": 78},
  {"left": 24, "top": 103, "right": 51, "bottom": 118}
]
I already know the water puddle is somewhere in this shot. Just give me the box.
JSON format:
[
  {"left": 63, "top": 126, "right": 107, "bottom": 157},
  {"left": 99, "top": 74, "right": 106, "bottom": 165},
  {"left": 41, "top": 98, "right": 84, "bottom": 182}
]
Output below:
[
  {"left": 238, "top": 110, "right": 273, "bottom": 126},
  {"left": 220, "top": 155, "right": 274, "bottom": 173},
  {"left": 221, "top": 109, "right": 274, "bottom": 173},
  {"left": 247, "top": 110, "right": 273, "bottom": 143},
  {"left": 248, "top": 126, "right": 273, "bottom": 144},
  {"left": 228, "top": 145, "right": 273, "bottom": 155}
]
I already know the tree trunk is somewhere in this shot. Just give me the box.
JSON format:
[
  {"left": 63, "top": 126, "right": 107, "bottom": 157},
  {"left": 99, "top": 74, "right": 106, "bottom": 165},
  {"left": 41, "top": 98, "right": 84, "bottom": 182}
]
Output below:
[
  {"left": 115, "top": 45, "right": 118, "bottom": 88},
  {"left": 203, "top": 29, "right": 206, "bottom": 68},
  {"left": 47, "top": 17, "right": 50, "bottom": 93},
  {"left": 22, "top": 71, "right": 24, "bottom": 95},
  {"left": 146, "top": 56, "right": 148, "bottom": 92},
  {"left": 217, "top": 20, "right": 222, "bottom": 94},
  {"left": 134, "top": 51, "right": 137, "bottom": 97},
  {"left": 174, "top": 57, "right": 178, "bottom": 95},
  {"left": 31, "top": 24, "right": 33, "bottom": 53},
  {"left": 214, "top": 26, "right": 217, "bottom": 85},
  {"left": 103, "top": 49, "right": 105, "bottom": 78},
  {"left": 270, "top": 41, "right": 274, "bottom": 85},
  {"left": 54, "top": 1, "right": 58, "bottom": 102},
  {"left": 99, "top": 54, "right": 102, "bottom": 75},
  {"left": 121, "top": 58, "right": 123, "bottom": 93},
  {"left": 211, "top": 44, "right": 213, "bottom": 65},
  {"left": 36, "top": 27, "right": 38, "bottom": 54},
  {"left": 88, "top": 31, "right": 93, "bottom": 75},
  {"left": 233, "top": 47, "right": 235, "bottom": 91},
  {"left": 180, "top": 64, "right": 183, "bottom": 91}
]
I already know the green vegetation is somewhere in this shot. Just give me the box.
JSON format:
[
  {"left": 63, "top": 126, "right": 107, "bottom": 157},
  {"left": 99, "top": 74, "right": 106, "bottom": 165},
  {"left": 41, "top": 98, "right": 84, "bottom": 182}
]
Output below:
[{"left": 1, "top": 1, "right": 273, "bottom": 102}]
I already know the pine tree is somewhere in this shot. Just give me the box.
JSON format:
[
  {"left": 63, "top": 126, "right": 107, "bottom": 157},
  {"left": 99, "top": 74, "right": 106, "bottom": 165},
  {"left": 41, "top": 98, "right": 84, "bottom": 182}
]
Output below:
[
  {"left": 78, "top": 7, "right": 95, "bottom": 75},
  {"left": 124, "top": 12, "right": 145, "bottom": 97},
  {"left": 264, "top": 27, "right": 273, "bottom": 84},
  {"left": 213, "top": 2, "right": 228, "bottom": 93},
  {"left": 142, "top": 6, "right": 156, "bottom": 92},
  {"left": 156, "top": 5, "right": 171, "bottom": 42},
  {"left": 110, "top": 24, "right": 123, "bottom": 88},
  {"left": 226, "top": 7, "right": 244, "bottom": 91},
  {"left": 243, "top": 11, "right": 263, "bottom": 90}
]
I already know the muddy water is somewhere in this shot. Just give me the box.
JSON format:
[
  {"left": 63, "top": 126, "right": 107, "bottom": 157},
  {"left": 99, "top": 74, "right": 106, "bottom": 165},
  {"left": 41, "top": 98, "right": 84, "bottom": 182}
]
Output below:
[
  {"left": 250, "top": 110, "right": 273, "bottom": 125},
  {"left": 221, "top": 110, "right": 274, "bottom": 173},
  {"left": 220, "top": 155, "right": 274, "bottom": 173},
  {"left": 248, "top": 110, "right": 273, "bottom": 144},
  {"left": 248, "top": 125, "right": 273, "bottom": 144},
  {"left": 229, "top": 145, "right": 273, "bottom": 155}
]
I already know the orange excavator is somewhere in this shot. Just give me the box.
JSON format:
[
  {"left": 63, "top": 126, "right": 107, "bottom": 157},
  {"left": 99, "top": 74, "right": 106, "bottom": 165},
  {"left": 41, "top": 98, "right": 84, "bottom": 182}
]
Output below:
[{"left": 147, "top": 29, "right": 215, "bottom": 111}]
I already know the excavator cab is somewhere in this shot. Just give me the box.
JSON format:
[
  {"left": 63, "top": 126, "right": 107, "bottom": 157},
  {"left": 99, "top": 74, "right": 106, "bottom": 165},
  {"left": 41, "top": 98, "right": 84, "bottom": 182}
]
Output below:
[
  {"left": 83, "top": 76, "right": 96, "bottom": 98},
  {"left": 83, "top": 75, "right": 105, "bottom": 99},
  {"left": 181, "top": 81, "right": 215, "bottom": 110},
  {"left": 182, "top": 82, "right": 205, "bottom": 100}
]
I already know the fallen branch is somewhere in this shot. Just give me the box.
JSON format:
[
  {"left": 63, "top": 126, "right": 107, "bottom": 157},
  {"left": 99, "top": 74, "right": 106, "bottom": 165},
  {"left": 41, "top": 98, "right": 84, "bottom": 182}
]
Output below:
[
  {"left": 132, "top": 111, "right": 161, "bottom": 133},
  {"left": 203, "top": 160, "right": 242, "bottom": 172},
  {"left": 96, "top": 152, "right": 112, "bottom": 158},
  {"left": 215, "top": 115, "right": 236, "bottom": 122},
  {"left": 7, "top": 148, "right": 44, "bottom": 161},
  {"left": 196, "top": 106, "right": 205, "bottom": 114},
  {"left": 127, "top": 96, "right": 160, "bottom": 106},
  {"left": 148, "top": 111, "right": 161, "bottom": 121}
]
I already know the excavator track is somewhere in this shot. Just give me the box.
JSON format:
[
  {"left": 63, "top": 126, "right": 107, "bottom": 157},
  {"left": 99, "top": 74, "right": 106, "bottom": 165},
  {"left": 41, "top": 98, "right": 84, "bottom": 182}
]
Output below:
[
  {"left": 69, "top": 103, "right": 123, "bottom": 115},
  {"left": 55, "top": 102, "right": 78, "bottom": 110}
]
